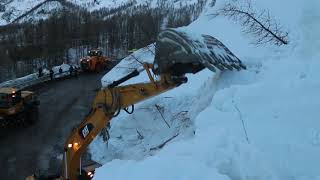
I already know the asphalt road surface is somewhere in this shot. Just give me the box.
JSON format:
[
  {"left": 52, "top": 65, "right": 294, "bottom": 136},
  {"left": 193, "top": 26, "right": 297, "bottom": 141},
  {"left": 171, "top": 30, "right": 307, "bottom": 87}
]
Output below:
[{"left": 0, "top": 71, "right": 108, "bottom": 180}]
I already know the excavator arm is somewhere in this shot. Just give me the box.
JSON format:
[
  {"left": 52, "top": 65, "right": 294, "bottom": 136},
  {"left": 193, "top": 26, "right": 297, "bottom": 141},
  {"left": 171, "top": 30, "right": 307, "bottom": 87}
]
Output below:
[{"left": 61, "top": 64, "right": 187, "bottom": 180}]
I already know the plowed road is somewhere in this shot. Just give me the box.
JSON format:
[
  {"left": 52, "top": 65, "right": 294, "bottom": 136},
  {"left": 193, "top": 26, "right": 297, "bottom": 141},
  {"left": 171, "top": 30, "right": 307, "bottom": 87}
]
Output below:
[{"left": 0, "top": 72, "right": 107, "bottom": 180}]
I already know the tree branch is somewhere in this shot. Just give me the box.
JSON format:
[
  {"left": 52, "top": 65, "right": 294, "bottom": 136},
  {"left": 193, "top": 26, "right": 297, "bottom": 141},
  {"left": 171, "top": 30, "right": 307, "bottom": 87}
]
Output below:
[
  {"left": 150, "top": 133, "right": 179, "bottom": 151},
  {"left": 215, "top": 3, "right": 289, "bottom": 46}
]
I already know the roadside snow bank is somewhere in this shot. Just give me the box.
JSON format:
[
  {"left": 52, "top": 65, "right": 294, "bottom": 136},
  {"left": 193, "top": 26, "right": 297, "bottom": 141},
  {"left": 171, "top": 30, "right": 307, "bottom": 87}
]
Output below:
[
  {"left": 0, "top": 72, "right": 45, "bottom": 88},
  {"left": 0, "top": 63, "right": 75, "bottom": 88},
  {"left": 52, "top": 63, "right": 71, "bottom": 74}
]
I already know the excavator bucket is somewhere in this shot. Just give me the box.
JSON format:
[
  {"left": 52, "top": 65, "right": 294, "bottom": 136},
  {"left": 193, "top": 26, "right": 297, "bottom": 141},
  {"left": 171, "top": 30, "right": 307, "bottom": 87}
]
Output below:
[{"left": 153, "top": 29, "right": 246, "bottom": 76}]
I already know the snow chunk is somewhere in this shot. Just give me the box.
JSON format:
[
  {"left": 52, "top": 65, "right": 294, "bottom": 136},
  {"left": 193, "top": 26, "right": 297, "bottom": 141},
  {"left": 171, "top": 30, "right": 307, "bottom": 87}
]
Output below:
[{"left": 101, "top": 44, "right": 155, "bottom": 87}]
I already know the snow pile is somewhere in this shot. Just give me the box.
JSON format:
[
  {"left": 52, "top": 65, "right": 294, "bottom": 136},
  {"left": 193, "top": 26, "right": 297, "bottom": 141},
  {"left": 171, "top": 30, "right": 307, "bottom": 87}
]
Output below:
[
  {"left": 92, "top": 0, "right": 320, "bottom": 180},
  {"left": 101, "top": 44, "right": 156, "bottom": 87},
  {"left": 51, "top": 63, "right": 80, "bottom": 78},
  {"left": 52, "top": 63, "right": 71, "bottom": 74},
  {"left": 94, "top": 43, "right": 221, "bottom": 162},
  {"left": 93, "top": 66, "right": 220, "bottom": 162},
  {"left": 0, "top": 72, "right": 44, "bottom": 88}
]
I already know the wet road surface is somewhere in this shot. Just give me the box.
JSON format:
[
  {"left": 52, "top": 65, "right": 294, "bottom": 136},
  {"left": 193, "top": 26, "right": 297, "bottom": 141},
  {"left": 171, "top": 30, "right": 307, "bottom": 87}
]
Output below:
[{"left": 0, "top": 71, "right": 107, "bottom": 180}]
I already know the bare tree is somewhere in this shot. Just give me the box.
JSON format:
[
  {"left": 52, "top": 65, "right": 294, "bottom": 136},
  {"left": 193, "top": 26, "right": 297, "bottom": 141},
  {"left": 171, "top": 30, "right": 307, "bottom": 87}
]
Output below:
[{"left": 214, "top": 1, "right": 289, "bottom": 46}]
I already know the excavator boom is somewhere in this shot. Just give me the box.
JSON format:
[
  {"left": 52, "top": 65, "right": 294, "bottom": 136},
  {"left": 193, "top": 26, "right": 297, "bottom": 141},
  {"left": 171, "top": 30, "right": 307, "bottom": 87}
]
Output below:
[{"left": 62, "top": 65, "right": 187, "bottom": 180}]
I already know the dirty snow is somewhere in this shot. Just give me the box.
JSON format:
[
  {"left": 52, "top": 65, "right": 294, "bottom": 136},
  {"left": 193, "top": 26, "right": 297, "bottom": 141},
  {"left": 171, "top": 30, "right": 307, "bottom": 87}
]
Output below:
[{"left": 91, "top": 0, "right": 320, "bottom": 180}]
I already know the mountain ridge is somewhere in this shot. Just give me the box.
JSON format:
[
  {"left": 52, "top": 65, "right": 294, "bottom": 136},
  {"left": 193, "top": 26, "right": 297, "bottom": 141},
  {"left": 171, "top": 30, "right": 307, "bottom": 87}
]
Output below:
[{"left": 0, "top": 0, "right": 205, "bottom": 26}]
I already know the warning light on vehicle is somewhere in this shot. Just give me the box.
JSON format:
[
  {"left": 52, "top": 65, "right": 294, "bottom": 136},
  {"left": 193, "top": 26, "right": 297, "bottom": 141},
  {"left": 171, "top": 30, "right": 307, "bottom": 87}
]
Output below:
[{"left": 87, "top": 171, "right": 94, "bottom": 178}]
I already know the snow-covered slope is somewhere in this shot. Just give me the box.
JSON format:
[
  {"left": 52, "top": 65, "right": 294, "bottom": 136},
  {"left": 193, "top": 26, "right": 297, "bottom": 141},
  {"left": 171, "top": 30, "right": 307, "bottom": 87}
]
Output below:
[
  {"left": 91, "top": 0, "right": 320, "bottom": 179},
  {"left": 0, "top": 0, "right": 203, "bottom": 25},
  {"left": 0, "top": 0, "right": 62, "bottom": 25}
]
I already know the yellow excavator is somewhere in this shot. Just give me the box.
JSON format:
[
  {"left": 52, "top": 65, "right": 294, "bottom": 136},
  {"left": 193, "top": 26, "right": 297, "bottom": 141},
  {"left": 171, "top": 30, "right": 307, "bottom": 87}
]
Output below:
[{"left": 26, "top": 29, "right": 246, "bottom": 180}]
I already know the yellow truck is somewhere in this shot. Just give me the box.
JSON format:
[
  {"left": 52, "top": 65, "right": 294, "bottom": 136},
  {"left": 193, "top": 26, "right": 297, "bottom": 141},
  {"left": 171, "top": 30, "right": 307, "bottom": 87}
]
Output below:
[{"left": 0, "top": 87, "right": 39, "bottom": 127}]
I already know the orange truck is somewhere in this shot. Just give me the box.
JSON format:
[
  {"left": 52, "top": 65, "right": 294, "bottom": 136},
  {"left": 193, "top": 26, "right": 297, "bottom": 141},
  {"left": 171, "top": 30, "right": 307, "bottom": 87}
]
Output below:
[{"left": 80, "top": 49, "right": 111, "bottom": 72}]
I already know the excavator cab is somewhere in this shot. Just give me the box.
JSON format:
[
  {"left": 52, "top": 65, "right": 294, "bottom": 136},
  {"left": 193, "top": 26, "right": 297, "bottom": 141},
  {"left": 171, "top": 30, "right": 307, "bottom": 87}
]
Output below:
[{"left": 0, "top": 87, "right": 39, "bottom": 127}]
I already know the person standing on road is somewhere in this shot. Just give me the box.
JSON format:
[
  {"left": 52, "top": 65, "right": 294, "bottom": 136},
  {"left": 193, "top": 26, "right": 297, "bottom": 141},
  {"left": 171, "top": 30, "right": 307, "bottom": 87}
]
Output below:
[
  {"left": 69, "top": 65, "right": 74, "bottom": 77},
  {"left": 38, "top": 67, "right": 43, "bottom": 77},
  {"left": 49, "top": 69, "right": 54, "bottom": 80},
  {"left": 74, "top": 67, "right": 78, "bottom": 78},
  {"left": 59, "top": 67, "right": 63, "bottom": 74}
]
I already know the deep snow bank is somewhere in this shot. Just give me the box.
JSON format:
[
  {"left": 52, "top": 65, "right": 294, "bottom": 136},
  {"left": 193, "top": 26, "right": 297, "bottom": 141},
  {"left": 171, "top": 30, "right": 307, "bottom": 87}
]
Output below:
[
  {"left": 92, "top": 44, "right": 221, "bottom": 163},
  {"left": 93, "top": 0, "right": 320, "bottom": 179}
]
